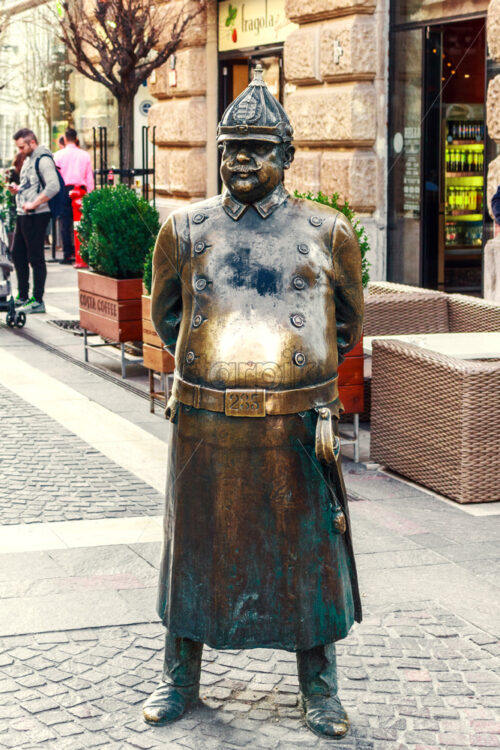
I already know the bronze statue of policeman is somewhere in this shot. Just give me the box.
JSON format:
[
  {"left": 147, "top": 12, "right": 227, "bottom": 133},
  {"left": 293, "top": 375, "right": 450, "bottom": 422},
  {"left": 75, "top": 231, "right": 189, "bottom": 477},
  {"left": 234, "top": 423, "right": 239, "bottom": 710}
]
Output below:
[{"left": 143, "top": 65, "right": 364, "bottom": 739}]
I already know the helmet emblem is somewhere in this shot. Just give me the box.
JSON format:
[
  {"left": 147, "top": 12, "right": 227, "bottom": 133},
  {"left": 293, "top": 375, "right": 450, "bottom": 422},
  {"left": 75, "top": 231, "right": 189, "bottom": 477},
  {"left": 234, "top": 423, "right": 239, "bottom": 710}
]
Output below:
[{"left": 233, "top": 94, "right": 261, "bottom": 124}]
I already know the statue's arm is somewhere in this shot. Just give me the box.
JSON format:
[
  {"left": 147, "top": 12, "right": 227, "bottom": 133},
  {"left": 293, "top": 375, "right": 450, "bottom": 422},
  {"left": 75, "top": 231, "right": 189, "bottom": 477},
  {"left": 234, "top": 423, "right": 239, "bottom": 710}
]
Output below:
[
  {"left": 332, "top": 214, "right": 364, "bottom": 364},
  {"left": 151, "top": 215, "right": 183, "bottom": 356}
]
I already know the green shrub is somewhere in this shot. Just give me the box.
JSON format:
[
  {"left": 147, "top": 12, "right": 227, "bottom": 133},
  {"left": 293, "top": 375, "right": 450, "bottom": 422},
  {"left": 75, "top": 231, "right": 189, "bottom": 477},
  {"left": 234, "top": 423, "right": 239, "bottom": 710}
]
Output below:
[
  {"left": 78, "top": 184, "right": 160, "bottom": 279},
  {"left": 294, "top": 190, "right": 370, "bottom": 288},
  {"left": 143, "top": 245, "right": 153, "bottom": 295}
]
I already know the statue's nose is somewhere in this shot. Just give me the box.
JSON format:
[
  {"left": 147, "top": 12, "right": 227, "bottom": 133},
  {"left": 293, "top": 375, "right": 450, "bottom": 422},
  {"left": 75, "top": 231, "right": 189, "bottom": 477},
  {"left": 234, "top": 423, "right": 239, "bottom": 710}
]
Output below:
[{"left": 236, "top": 151, "right": 250, "bottom": 163}]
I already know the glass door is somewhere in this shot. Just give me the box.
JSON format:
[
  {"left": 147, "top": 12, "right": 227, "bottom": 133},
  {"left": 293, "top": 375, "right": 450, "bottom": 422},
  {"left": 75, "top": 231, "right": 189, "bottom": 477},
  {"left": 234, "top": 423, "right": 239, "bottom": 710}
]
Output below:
[
  {"left": 421, "top": 28, "right": 443, "bottom": 289},
  {"left": 387, "top": 28, "right": 424, "bottom": 284},
  {"left": 440, "top": 19, "right": 486, "bottom": 293},
  {"left": 388, "top": 15, "right": 487, "bottom": 293}
]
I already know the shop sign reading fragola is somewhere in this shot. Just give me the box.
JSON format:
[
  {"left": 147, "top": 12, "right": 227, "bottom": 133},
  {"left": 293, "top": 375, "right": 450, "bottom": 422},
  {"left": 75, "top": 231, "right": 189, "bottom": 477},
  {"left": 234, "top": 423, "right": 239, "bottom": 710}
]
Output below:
[{"left": 218, "top": 0, "right": 297, "bottom": 51}]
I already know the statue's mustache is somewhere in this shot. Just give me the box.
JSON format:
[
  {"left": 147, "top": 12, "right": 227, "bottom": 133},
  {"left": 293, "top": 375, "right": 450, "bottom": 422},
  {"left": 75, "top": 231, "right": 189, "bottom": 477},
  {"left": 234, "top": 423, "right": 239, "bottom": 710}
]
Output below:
[{"left": 227, "top": 161, "right": 263, "bottom": 174}]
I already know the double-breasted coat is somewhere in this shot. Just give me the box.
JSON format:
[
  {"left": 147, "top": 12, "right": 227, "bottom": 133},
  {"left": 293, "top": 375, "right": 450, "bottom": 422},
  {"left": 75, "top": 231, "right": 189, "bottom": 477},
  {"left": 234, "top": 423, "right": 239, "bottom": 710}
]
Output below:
[{"left": 151, "top": 183, "right": 364, "bottom": 652}]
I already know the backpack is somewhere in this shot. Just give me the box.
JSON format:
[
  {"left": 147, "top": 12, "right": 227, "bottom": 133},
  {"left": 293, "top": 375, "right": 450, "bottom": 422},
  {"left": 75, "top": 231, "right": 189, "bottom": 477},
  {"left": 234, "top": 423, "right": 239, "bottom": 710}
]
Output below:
[{"left": 34, "top": 153, "right": 70, "bottom": 219}]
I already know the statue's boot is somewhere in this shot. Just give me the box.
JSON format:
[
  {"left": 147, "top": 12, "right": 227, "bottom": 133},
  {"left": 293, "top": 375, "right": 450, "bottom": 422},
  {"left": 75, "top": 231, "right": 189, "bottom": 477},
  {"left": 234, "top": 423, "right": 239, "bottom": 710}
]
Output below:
[
  {"left": 297, "top": 643, "right": 350, "bottom": 739},
  {"left": 143, "top": 632, "right": 203, "bottom": 726}
]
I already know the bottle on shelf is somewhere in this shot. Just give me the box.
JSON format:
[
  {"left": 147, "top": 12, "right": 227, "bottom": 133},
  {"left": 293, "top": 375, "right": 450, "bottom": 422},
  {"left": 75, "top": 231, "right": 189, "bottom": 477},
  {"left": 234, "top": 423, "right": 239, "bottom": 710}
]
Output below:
[
  {"left": 448, "top": 120, "right": 484, "bottom": 143},
  {"left": 447, "top": 186, "right": 484, "bottom": 214}
]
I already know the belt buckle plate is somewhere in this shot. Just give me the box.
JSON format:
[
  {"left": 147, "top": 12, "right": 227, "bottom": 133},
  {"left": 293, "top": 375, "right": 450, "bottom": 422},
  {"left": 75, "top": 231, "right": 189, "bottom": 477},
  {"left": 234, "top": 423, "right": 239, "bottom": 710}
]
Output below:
[{"left": 225, "top": 388, "right": 266, "bottom": 417}]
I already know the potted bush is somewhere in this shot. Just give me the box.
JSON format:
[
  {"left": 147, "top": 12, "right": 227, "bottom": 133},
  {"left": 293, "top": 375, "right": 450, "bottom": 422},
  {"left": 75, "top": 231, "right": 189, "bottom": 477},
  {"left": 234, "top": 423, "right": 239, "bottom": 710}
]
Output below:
[
  {"left": 142, "top": 246, "right": 175, "bottom": 373},
  {"left": 295, "top": 191, "right": 370, "bottom": 419},
  {"left": 77, "top": 184, "right": 159, "bottom": 342}
]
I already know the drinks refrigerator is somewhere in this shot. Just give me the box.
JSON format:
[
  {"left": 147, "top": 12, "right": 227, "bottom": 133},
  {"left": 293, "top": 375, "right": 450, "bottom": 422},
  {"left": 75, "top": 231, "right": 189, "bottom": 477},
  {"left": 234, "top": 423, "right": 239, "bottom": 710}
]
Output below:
[{"left": 443, "top": 107, "right": 484, "bottom": 293}]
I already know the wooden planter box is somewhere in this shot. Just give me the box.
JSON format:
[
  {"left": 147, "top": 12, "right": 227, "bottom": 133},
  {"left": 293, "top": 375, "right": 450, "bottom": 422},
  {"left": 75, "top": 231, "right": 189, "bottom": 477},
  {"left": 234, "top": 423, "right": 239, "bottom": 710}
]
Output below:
[
  {"left": 338, "top": 338, "right": 364, "bottom": 415},
  {"left": 78, "top": 270, "right": 143, "bottom": 342},
  {"left": 142, "top": 294, "right": 175, "bottom": 373}
]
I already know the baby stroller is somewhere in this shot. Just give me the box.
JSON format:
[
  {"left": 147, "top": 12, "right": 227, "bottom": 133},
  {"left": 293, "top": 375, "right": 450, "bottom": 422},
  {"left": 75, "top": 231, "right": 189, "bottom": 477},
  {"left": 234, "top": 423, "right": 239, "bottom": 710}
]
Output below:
[{"left": 0, "top": 219, "right": 26, "bottom": 329}]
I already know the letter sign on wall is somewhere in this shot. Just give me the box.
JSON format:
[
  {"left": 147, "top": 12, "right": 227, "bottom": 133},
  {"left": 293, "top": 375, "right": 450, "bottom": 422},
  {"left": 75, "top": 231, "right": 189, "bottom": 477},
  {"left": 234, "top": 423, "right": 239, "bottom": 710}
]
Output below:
[{"left": 218, "top": 0, "right": 297, "bottom": 52}]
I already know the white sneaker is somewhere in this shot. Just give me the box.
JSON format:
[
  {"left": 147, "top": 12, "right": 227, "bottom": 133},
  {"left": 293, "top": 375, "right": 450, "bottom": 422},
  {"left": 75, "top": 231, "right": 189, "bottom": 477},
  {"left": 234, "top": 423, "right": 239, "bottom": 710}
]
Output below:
[{"left": 20, "top": 298, "right": 46, "bottom": 314}]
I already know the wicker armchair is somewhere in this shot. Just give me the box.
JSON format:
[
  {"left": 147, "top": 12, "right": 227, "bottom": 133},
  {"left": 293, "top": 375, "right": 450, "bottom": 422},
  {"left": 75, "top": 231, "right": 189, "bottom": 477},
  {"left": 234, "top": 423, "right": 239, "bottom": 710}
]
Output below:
[
  {"left": 367, "top": 281, "right": 444, "bottom": 297},
  {"left": 365, "top": 282, "right": 500, "bottom": 334},
  {"left": 370, "top": 339, "right": 500, "bottom": 504},
  {"left": 363, "top": 286, "right": 500, "bottom": 423},
  {"left": 364, "top": 292, "right": 449, "bottom": 337},
  {"left": 447, "top": 294, "right": 500, "bottom": 332}
]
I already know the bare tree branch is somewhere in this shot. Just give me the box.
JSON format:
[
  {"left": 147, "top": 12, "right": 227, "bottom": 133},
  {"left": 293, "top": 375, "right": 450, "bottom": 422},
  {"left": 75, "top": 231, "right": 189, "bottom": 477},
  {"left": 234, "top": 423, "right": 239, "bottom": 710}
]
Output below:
[{"left": 54, "top": 0, "right": 206, "bottom": 169}]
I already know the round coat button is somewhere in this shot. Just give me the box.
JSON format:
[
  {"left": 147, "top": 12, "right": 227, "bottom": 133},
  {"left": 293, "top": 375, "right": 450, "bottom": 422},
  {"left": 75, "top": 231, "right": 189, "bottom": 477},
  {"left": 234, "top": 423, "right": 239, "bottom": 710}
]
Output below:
[
  {"left": 194, "top": 241, "right": 206, "bottom": 254},
  {"left": 195, "top": 278, "right": 207, "bottom": 291},
  {"left": 192, "top": 213, "right": 206, "bottom": 224},
  {"left": 298, "top": 243, "right": 309, "bottom": 255},
  {"left": 291, "top": 314, "right": 305, "bottom": 328},
  {"left": 309, "top": 216, "right": 323, "bottom": 227},
  {"left": 293, "top": 351, "right": 306, "bottom": 367},
  {"left": 192, "top": 314, "right": 203, "bottom": 328},
  {"left": 185, "top": 351, "right": 195, "bottom": 364},
  {"left": 293, "top": 276, "right": 306, "bottom": 290}
]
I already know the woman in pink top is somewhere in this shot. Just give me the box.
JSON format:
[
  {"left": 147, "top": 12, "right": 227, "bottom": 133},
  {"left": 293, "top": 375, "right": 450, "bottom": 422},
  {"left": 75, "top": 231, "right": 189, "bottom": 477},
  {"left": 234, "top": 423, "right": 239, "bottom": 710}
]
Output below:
[{"left": 54, "top": 128, "right": 94, "bottom": 263}]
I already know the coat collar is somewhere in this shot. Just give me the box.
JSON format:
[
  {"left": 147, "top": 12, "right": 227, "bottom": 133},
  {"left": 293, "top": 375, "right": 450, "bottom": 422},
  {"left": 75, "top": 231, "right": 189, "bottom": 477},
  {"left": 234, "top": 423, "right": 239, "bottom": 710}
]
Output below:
[{"left": 222, "top": 183, "right": 289, "bottom": 221}]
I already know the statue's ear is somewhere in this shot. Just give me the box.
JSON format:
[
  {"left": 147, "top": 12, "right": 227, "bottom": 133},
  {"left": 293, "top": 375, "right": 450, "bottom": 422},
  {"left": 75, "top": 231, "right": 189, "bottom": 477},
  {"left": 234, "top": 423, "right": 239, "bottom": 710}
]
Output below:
[{"left": 283, "top": 144, "right": 295, "bottom": 170}]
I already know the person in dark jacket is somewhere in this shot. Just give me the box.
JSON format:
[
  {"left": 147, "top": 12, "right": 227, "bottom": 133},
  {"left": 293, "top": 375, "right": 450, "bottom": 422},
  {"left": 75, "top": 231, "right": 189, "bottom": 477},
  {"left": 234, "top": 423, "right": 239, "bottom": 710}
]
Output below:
[{"left": 492, "top": 186, "right": 500, "bottom": 225}]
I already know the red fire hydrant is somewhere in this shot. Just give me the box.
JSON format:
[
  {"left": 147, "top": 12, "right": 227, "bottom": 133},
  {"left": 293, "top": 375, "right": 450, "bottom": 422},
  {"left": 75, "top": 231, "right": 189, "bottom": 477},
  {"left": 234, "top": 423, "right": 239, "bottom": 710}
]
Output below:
[{"left": 69, "top": 185, "right": 87, "bottom": 269}]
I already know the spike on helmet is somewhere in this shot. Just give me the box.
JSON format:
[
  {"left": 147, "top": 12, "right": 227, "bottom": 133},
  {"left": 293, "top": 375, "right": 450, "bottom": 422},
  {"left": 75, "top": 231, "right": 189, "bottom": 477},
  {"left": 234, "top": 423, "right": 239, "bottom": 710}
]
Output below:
[{"left": 217, "top": 64, "right": 294, "bottom": 144}]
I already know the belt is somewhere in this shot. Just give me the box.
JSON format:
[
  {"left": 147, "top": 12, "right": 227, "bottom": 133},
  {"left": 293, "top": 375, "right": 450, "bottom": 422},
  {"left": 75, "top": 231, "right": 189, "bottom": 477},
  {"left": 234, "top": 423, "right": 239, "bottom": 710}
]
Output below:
[{"left": 172, "top": 374, "right": 339, "bottom": 417}]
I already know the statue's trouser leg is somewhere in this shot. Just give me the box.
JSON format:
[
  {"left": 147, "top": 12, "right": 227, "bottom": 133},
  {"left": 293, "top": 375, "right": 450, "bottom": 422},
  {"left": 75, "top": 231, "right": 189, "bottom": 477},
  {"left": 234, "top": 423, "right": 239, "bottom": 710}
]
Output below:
[
  {"left": 296, "top": 643, "right": 338, "bottom": 697},
  {"left": 143, "top": 631, "right": 203, "bottom": 725},
  {"left": 162, "top": 630, "right": 203, "bottom": 700},
  {"left": 297, "top": 643, "right": 350, "bottom": 738}
]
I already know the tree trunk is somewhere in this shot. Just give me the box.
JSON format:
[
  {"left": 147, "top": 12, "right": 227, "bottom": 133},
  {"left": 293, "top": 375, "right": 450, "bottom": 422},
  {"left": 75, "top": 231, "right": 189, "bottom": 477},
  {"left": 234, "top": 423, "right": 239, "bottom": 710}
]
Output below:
[{"left": 118, "top": 95, "right": 135, "bottom": 174}]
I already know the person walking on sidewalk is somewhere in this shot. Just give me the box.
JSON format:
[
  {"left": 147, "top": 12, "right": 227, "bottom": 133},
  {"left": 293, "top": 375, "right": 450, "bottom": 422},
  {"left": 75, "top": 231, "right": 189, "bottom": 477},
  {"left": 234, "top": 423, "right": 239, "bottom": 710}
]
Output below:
[
  {"left": 54, "top": 128, "right": 94, "bottom": 264},
  {"left": 9, "top": 128, "right": 60, "bottom": 313}
]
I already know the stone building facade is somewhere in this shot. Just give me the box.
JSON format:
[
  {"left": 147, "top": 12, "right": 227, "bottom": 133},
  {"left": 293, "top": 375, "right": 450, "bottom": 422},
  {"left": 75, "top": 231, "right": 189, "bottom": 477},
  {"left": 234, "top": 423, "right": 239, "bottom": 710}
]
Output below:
[
  {"left": 148, "top": 0, "right": 500, "bottom": 291},
  {"left": 485, "top": 0, "right": 500, "bottom": 301}
]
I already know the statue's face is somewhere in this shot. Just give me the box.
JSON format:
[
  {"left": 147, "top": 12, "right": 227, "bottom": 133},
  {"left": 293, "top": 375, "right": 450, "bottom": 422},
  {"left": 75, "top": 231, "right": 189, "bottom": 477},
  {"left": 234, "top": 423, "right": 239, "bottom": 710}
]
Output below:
[{"left": 220, "top": 139, "right": 286, "bottom": 203}]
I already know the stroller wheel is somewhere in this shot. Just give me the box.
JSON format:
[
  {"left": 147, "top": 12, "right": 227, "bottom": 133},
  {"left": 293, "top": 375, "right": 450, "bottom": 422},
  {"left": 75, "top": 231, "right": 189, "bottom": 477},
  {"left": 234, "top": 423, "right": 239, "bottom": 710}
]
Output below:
[
  {"left": 6, "top": 312, "right": 15, "bottom": 327},
  {"left": 16, "top": 312, "right": 26, "bottom": 329}
]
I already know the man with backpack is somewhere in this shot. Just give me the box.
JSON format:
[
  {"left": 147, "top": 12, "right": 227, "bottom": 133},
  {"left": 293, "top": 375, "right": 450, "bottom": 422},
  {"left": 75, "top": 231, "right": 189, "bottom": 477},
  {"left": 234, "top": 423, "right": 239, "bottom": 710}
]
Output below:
[{"left": 9, "top": 128, "right": 63, "bottom": 313}]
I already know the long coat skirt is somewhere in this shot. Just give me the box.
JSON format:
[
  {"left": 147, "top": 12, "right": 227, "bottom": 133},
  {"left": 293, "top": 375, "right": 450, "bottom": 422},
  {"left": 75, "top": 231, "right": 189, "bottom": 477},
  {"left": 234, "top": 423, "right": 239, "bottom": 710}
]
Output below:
[{"left": 157, "top": 402, "right": 362, "bottom": 652}]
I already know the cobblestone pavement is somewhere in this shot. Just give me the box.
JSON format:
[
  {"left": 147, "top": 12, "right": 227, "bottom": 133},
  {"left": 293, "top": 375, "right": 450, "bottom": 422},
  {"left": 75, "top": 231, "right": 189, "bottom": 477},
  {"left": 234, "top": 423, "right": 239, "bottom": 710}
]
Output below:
[
  {"left": 0, "top": 605, "right": 499, "bottom": 750},
  {"left": 0, "top": 385, "right": 163, "bottom": 524},
  {"left": 1, "top": 341, "right": 500, "bottom": 749}
]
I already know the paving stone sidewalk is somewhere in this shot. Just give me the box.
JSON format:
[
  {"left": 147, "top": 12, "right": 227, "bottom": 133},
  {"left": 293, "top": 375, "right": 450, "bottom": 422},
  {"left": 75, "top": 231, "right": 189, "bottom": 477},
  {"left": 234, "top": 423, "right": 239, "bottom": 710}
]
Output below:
[
  {"left": 0, "top": 604, "right": 499, "bottom": 750},
  {"left": 1, "top": 339, "right": 500, "bottom": 749},
  {"left": 0, "top": 385, "right": 163, "bottom": 524}
]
